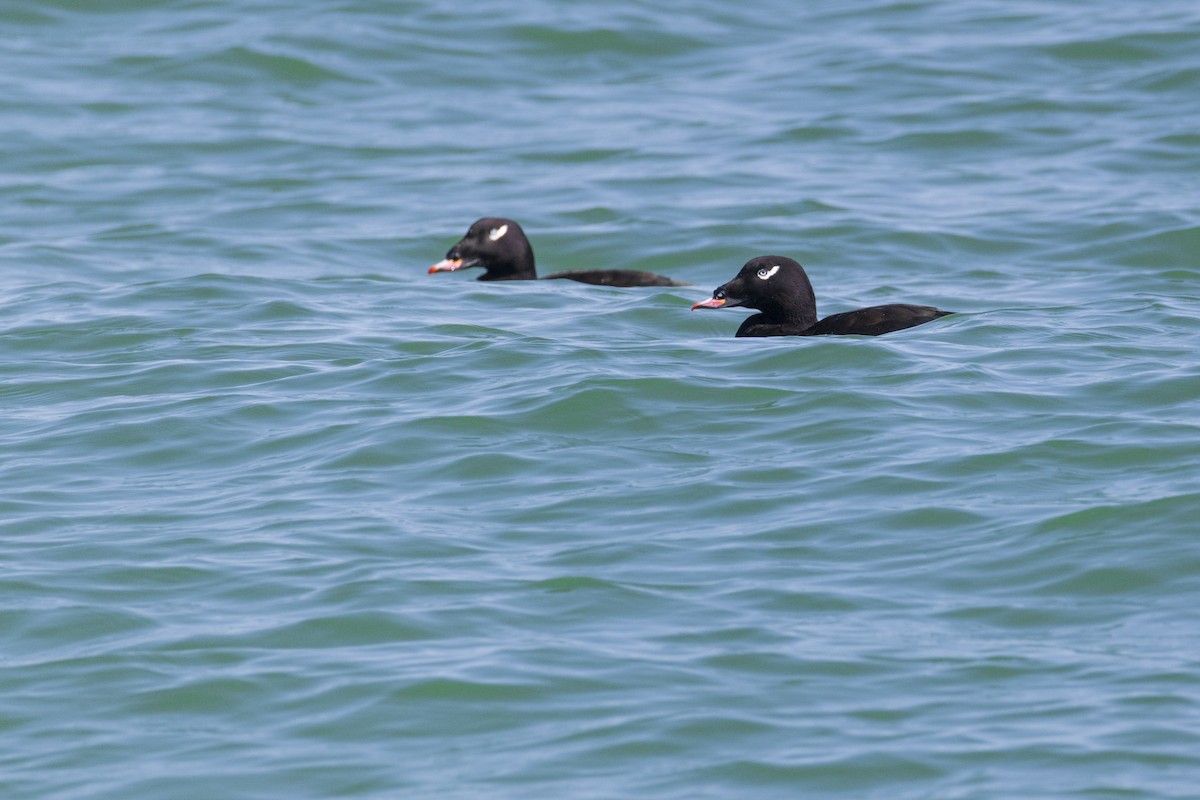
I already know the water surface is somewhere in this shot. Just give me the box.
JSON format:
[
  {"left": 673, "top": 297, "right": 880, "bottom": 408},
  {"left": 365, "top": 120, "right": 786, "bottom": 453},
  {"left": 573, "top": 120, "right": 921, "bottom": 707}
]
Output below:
[{"left": 3, "top": 1, "right": 1200, "bottom": 797}]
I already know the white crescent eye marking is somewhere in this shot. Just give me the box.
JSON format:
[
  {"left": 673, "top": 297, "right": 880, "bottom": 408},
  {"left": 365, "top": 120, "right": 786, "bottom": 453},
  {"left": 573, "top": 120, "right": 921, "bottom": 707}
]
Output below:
[
  {"left": 488, "top": 224, "right": 509, "bottom": 241},
  {"left": 756, "top": 265, "right": 780, "bottom": 280}
]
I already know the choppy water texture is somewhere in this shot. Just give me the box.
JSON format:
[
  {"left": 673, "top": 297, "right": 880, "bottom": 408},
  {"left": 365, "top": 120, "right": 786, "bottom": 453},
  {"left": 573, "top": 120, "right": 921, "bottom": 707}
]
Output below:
[{"left": 3, "top": 1, "right": 1200, "bottom": 797}]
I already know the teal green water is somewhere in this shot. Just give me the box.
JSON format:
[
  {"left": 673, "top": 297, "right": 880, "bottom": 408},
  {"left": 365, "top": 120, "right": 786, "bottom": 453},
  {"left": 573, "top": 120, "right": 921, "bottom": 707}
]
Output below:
[{"left": 3, "top": 1, "right": 1200, "bottom": 797}]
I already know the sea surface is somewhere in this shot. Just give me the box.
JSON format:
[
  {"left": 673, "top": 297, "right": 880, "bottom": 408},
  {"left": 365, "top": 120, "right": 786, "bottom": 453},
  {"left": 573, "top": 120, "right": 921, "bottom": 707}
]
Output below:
[{"left": 3, "top": 1, "right": 1200, "bottom": 797}]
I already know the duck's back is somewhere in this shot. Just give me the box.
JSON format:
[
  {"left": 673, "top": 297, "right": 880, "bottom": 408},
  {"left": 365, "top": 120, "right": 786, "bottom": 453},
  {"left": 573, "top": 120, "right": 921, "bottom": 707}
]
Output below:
[
  {"left": 543, "top": 269, "right": 686, "bottom": 287},
  {"left": 803, "top": 304, "right": 951, "bottom": 337}
]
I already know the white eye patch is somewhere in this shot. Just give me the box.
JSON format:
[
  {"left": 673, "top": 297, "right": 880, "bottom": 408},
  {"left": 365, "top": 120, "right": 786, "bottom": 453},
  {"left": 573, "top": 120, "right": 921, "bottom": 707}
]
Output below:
[
  {"left": 488, "top": 224, "right": 509, "bottom": 242},
  {"left": 756, "top": 265, "right": 780, "bottom": 280}
]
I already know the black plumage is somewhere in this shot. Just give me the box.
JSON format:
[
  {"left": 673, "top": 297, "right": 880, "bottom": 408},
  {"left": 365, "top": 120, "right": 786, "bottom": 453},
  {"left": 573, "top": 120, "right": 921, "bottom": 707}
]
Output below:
[
  {"left": 692, "top": 256, "right": 951, "bottom": 337},
  {"left": 429, "top": 218, "right": 684, "bottom": 287}
]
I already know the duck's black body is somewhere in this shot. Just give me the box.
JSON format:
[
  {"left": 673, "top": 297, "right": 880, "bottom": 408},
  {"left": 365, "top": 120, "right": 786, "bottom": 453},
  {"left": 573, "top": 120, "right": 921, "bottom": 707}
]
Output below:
[
  {"left": 692, "top": 256, "right": 951, "bottom": 337},
  {"left": 429, "top": 218, "right": 684, "bottom": 287}
]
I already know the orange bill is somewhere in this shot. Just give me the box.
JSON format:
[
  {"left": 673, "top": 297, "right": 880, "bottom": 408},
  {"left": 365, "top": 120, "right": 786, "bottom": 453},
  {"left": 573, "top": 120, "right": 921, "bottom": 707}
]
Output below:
[{"left": 428, "top": 258, "right": 464, "bottom": 274}]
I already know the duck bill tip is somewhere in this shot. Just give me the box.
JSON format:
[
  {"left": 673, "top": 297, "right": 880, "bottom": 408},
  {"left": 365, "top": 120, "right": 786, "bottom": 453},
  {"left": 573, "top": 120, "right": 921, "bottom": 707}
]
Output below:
[{"left": 691, "top": 297, "right": 727, "bottom": 311}]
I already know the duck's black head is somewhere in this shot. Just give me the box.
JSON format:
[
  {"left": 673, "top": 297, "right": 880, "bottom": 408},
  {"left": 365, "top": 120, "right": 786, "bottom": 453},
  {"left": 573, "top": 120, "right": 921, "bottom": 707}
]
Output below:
[
  {"left": 428, "top": 217, "right": 537, "bottom": 281},
  {"left": 691, "top": 256, "right": 819, "bottom": 328}
]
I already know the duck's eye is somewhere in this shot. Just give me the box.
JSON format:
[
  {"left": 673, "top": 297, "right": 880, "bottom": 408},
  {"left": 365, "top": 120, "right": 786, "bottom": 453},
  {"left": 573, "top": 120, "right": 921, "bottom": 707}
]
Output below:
[
  {"left": 488, "top": 224, "right": 509, "bottom": 241},
  {"left": 756, "top": 265, "right": 780, "bottom": 280}
]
